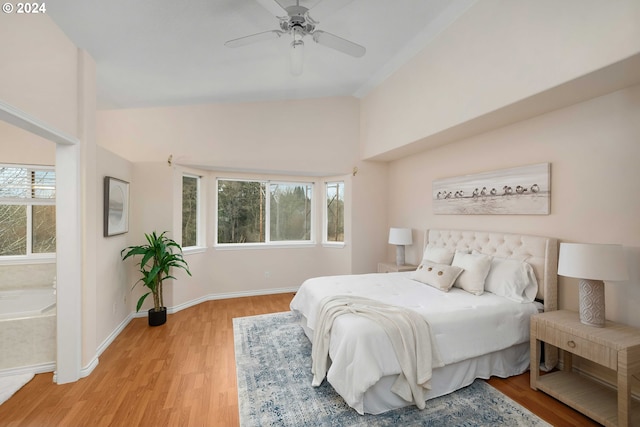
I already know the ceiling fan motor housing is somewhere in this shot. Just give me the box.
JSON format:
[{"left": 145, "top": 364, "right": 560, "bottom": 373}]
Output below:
[{"left": 280, "top": 6, "right": 316, "bottom": 35}]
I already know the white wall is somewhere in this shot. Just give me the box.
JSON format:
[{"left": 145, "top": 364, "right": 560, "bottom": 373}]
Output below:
[{"left": 386, "top": 85, "right": 640, "bottom": 326}]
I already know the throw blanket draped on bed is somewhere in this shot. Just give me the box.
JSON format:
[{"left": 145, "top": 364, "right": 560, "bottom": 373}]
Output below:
[{"left": 311, "top": 295, "right": 443, "bottom": 413}]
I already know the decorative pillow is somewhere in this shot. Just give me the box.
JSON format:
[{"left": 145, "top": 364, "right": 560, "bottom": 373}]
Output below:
[
  {"left": 421, "top": 245, "right": 455, "bottom": 265},
  {"left": 484, "top": 256, "right": 539, "bottom": 303},
  {"left": 412, "top": 261, "right": 463, "bottom": 292},
  {"left": 451, "top": 252, "right": 492, "bottom": 295}
]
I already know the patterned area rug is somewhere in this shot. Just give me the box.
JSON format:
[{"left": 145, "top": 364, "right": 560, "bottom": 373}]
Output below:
[{"left": 234, "top": 311, "right": 550, "bottom": 427}]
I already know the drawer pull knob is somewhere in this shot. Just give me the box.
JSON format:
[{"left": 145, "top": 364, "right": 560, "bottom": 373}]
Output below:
[{"left": 567, "top": 340, "right": 576, "bottom": 348}]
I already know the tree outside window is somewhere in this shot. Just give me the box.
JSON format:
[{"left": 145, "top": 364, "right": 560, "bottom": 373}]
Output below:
[
  {"left": 325, "top": 181, "right": 344, "bottom": 243},
  {"left": 217, "top": 179, "right": 313, "bottom": 245},
  {"left": 270, "top": 183, "right": 312, "bottom": 241},
  {"left": 182, "top": 175, "right": 199, "bottom": 248},
  {"left": 0, "top": 165, "right": 56, "bottom": 257}
]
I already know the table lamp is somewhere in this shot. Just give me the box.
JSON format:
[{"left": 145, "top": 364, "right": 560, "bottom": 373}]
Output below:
[
  {"left": 557, "top": 242, "right": 628, "bottom": 327},
  {"left": 388, "top": 228, "right": 412, "bottom": 266}
]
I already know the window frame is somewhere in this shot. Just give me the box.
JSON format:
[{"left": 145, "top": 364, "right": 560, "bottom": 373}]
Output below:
[
  {"left": 215, "top": 177, "right": 316, "bottom": 248},
  {"left": 181, "top": 173, "right": 205, "bottom": 254},
  {"left": 323, "top": 180, "right": 346, "bottom": 247},
  {"left": 0, "top": 163, "right": 56, "bottom": 263}
]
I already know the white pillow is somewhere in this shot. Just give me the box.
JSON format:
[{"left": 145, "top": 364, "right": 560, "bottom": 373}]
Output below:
[
  {"left": 484, "top": 256, "right": 539, "bottom": 303},
  {"left": 451, "top": 252, "right": 491, "bottom": 295},
  {"left": 412, "top": 261, "right": 463, "bottom": 292},
  {"left": 422, "top": 245, "right": 455, "bottom": 265}
]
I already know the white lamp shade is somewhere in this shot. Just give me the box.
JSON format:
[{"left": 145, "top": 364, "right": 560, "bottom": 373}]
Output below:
[
  {"left": 558, "top": 243, "right": 628, "bottom": 281},
  {"left": 388, "top": 228, "right": 412, "bottom": 245},
  {"left": 290, "top": 40, "right": 304, "bottom": 76}
]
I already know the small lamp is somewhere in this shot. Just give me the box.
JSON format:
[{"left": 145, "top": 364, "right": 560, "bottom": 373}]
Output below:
[
  {"left": 388, "top": 228, "right": 413, "bottom": 266},
  {"left": 558, "top": 242, "right": 628, "bottom": 327}
]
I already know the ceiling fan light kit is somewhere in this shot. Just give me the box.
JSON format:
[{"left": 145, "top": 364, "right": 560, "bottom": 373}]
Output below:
[
  {"left": 290, "top": 39, "right": 304, "bottom": 76},
  {"left": 225, "top": 0, "right": 366, "bottom": 76}
]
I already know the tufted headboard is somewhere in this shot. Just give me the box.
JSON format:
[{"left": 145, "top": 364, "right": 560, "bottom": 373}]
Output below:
[{"left": 425, "top": 229, "right": 559, "bottom": 370}]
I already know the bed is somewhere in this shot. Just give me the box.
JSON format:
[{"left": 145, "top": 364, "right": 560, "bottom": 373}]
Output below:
[{"left": 290, "top": 229, "right": 559, "bottom": 415}]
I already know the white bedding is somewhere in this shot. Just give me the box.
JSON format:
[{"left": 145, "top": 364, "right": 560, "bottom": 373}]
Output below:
[{"left": 290, "top": 271, "right": 542, "bottom": 413}]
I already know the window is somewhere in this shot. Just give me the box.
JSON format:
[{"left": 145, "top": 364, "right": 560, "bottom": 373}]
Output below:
[
  {"left": 0, "top": 165, "right": 56, "bottom": 257},
  {"left": 182, "top": 174, "right": 200, "bottom": 248},
  {"left": 325, "top": 181, "right": 344, "bottom": 243},
  {"left": 217, "top": 179, "right": 313, "bottom": 245}
]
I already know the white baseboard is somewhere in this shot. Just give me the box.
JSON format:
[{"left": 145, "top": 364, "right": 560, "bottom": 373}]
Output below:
[
  {"left": 1, "top": 289, "right": 294, "bottom": 382},
  {"left": 0, "top": 362, "right": 55, "bottom": 378},
  {"left": 168, "top": 287, "right": 298, "bottom": 314},
  {"left": 80, "top": 357, "right": 99, "bottom": 379},
  {"left": 83, "top": 288, "right": 298, "bottom": 381},
  {"left": 96, "top": 312, "right": 135, "bottom": 356}
]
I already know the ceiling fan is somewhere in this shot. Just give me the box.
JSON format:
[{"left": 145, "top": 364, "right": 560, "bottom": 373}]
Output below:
[{"left": 224, "top": 0, "right": 366, "bottom": 76}]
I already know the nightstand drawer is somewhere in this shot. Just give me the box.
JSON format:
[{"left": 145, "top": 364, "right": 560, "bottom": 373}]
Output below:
[{"left": 542, "top": 325, "right": 617, "bottom": 369}]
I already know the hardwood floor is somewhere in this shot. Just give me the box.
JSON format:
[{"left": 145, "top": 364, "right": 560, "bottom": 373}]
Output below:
[{"left": 0, "top": 293, "right": 600, "bottom": 426}]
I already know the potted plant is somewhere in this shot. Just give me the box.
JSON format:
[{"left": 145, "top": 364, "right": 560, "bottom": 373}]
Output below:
[{"left": 121, "top": 231, "right": 191, "bottom": 326}]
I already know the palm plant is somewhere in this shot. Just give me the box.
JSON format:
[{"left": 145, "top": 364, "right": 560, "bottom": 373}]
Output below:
[{"left": 121, "top": 231, "right": 191, "bottom": 312}]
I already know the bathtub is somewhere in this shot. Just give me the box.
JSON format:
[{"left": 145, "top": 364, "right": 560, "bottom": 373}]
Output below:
[
  {"left": 0, "top": 287, "right": 56, "bottom": 372},
  {"left": 0, "top": 287, "right": 56, "bottom": 320}
]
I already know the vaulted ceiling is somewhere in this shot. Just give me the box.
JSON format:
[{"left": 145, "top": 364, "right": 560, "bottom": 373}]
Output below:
[{"left": 48, "top": 0, "right": 475, "bottom": 109}]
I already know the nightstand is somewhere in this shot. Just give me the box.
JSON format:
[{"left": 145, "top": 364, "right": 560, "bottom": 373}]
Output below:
[
  {"left": 530, "top": 310, "right": 640, "bottom": 427},
  {"left": 377, "top": 262, "right": 417, "bottom": 273}
]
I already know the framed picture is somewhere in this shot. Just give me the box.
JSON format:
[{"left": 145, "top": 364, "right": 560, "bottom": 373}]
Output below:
[
  {"left": 432, "top": 163, "right": 550, "bottom": 215},
  {"left": 104, "top": 176, "right": 129, "bottom": 236}
]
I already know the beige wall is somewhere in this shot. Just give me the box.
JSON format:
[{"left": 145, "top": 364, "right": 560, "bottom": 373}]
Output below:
[
  {"left": 0, "top": 121, "right": 56, "bottom": 165},
  {"left": 96, "top": 96, "right": 383, "bottom": 305},
  {"left": 360, "top": 0, "right": 640, "bottom": 159},
  {"left": 0, "top": 14, "right": 105, "bottom": 376},
  {"left": 2, "top": 1, "right": 638, "bottom": 386},
  {"left": 0, "top": 123, "right": 56, "bottom": 293},
  {"left": 0, "top": 14, "right": 78, "bottom": 137},
  {"left": 95, "top": 147, "right": 134, "bottom": 344},
  {"left": 386, "top": 85, "right": 640, "bottom": 327},
  {"left": 97, "top": 97, "right": 361, "bottom": 176}
]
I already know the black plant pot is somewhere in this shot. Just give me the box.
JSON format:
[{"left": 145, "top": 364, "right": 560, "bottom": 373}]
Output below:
[{"left": 148, "top": 307, "right": 167, "bottom": 326}]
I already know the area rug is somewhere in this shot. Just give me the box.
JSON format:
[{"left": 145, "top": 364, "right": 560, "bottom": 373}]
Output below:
[
  {"left": 234, "top": 311, "right": 550, "bottom": 427},
  {"left": 0, "top": 373, "right": 34, "bottom": 406}
]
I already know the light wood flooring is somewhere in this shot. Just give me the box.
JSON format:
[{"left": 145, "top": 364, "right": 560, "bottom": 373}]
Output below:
[{"left": 0, "top": 293, "right": 600, "bottom": 426}]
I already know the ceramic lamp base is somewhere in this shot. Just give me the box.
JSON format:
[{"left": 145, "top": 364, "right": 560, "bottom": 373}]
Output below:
[
  {"left": 395, "top": 245, "right": 405, "bottom": 266},
  {"left": 579, "top": 279, "right": 605, "bottom": 327}
]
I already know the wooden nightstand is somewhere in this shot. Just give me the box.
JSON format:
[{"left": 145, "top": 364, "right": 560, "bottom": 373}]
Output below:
[
  {"left": 530, "top": 310, "right": 640, "bottom": 427},
  {"left": 377, "top": 262, "right": 417, "bottom": 273}
]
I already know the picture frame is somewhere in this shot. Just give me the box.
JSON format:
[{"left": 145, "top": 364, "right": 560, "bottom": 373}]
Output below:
[
  {"left": 104, "top": 176, "right": 129, "bottom": 236},
  {"left": 432, "top": 162, "right": 550, "bottom": 215}
]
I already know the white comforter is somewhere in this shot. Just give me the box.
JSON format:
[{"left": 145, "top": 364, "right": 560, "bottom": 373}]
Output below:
[
  {"left": 311, "top": 295, "right": 443, "bottom": 412},
  {"left": 290, "top": 271, "right": 540, "bottom": 412}
]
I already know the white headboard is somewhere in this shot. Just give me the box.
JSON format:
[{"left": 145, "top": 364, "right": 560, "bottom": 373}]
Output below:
[
  {"left": 426, "top": 229, "right": 559, "bottom": 371},
  {"left": 425, "top": 229, "right": 558, "bottom": 312}
]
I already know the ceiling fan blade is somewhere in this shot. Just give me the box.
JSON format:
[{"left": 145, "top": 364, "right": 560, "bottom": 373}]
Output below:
[
  {"left": 225, "top": 30, "right": 283, "bottom": 48},
  {"left": 312, "top": 30, "right": 365, "bottom": 57},
  {"left": 254, "top": 0, "right": 287, "bottom": 16}
]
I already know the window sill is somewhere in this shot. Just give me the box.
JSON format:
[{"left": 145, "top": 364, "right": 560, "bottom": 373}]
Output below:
[
  {"left": 183, "top": 246, "right": 207, "bottom": 255},
  {"left": 214, "top": 242, "right": 317, "bottom": 251},
  {"left": 0, "top": 255, "right": 56, "bottom": 265},
  {"left": 322, "top": 242, "right": 346, "bottom": 248}
]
